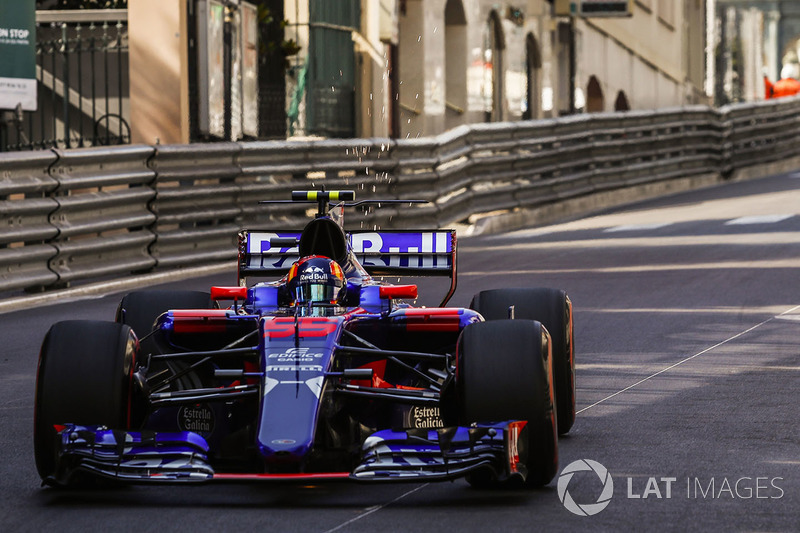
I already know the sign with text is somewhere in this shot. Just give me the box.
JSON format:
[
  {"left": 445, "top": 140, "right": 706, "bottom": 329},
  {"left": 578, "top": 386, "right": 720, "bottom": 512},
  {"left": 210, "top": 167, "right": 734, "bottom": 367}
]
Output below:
[
  {"left": 0, "top": 0, "right": 37, "bottom": 111},
  {"left": 555, "top": 0, "right": 633, "bottom": 18}
]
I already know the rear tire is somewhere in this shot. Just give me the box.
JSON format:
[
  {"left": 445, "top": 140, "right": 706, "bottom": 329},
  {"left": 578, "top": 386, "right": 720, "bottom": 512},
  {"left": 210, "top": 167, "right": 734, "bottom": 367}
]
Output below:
[
  {"left": 34, "top": 321, "right": 137, "bottom": 483},
  {"left": 456, "top": 320, "right": 558, "bottom": 487},
  {"left": 470, "top": 288, "right": 575, "bottom": 434}
]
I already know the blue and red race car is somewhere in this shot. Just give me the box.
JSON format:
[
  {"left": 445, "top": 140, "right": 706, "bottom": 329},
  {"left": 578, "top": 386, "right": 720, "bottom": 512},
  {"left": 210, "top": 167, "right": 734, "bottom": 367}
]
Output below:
[{"left": 34, "top": 190, "right": 575, "bottom": 487}]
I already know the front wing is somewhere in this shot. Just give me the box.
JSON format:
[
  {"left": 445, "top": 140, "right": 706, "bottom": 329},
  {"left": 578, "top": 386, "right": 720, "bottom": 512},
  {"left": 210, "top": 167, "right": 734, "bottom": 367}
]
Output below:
[{"left": 45, "top": 423, "right": 528, "bottom": 486}]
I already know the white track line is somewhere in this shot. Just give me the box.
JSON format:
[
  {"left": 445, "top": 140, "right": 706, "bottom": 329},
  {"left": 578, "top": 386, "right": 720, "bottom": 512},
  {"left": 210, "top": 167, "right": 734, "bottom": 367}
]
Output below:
[
  {"left": 319, "top": 303, "right": 800, "bottom": 528},
  {"left": 323, "top": 484, "right": 429, "bottom": 533},
  {"left": 603, "top": 223, "right": 672, "bottom": 233},
  {"left": 724, "top": 214, "right": 794, "bottom": 225},
  {"left": 577, "top": 304, "right": 800, "bottom": 415}
]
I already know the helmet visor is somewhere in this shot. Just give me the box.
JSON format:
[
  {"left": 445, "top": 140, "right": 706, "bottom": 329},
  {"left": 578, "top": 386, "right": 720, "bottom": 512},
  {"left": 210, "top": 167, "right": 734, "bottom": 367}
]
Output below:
[{"left": 294, "top": 282, "right": 338, "bottom": 304}]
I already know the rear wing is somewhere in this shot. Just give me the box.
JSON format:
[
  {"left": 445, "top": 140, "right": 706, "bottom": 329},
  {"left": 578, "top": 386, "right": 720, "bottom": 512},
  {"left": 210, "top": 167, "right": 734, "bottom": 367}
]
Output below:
[
  {"left": 239, "top": 229, "right": 456, "bottom": 277},
  {"left": 351, "top": 230, "right": 456, "bottom": 277},
  {"left": 238, "top": 229, "right": 457, "bottom": 304}
]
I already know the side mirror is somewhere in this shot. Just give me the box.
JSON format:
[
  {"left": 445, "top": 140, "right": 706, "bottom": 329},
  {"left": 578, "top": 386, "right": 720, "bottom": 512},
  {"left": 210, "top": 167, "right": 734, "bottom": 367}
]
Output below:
[{"left": 210, "top": 287, "right": 248, "bottom": 308}]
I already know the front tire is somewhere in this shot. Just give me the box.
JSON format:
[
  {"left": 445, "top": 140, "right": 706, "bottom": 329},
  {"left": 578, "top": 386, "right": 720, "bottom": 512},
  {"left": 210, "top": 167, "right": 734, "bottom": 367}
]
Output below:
[
  {"left": 34, "top": 321, "right": 138, "bottom": 483},
  {"left": 456, "top": 319, "right": 558, "bottom": 486}
]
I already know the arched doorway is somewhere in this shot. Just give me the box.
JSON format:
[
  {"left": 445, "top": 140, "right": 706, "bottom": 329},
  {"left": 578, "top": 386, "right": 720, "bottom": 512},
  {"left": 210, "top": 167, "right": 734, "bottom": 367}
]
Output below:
[
  {"left": 586, "top": 76, "right": 604, "bottom": 112},
  {"left": 614, "top": 91, "right": 630, "bottom": 111},
  {"left": 523, "top": 33, "right": 542, "bottom": 120},
  {"left": 445, "top": 0, "right": 467, "bottom": 130},
  {"left": 483, "top": 10, "right": 505, "bottom": 122}
]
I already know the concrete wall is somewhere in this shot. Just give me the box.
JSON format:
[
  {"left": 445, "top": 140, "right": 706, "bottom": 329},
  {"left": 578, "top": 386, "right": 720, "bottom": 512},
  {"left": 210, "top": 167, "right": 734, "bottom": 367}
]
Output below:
[
  {"left": 128, "top": 0, "right": 189, "bottom": 144},
  {"left": 397, "top": 0, "right": 445, "bottom": 137},
  {"left": 397, "top": 0, "right": 552, "bottom": 138},
  {"left": 355, "top": 1, "right": 391, "bottom": 137}
]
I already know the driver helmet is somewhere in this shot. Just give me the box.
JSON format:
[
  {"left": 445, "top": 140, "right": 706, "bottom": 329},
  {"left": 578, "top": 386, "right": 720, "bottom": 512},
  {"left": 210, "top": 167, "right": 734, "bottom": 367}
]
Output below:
[{"left": 287, "top": 256, "right": 345, "bottom": 313}]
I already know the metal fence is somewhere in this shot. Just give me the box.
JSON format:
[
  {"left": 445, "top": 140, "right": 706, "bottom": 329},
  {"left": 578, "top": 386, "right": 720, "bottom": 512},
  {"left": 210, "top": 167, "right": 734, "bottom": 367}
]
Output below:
[
  {"left": 0, "top": 10, "right": 129, "bottom": 152},
  {"left": 2, "top": 97, "right": 800, "bottom": 296}
]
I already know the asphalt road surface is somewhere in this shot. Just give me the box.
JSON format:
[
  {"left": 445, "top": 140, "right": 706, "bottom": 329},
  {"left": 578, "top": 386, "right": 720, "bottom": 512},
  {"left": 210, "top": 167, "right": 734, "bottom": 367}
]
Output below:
[{"left": 2, "top": 171, "right": 800, "bottom": 532}]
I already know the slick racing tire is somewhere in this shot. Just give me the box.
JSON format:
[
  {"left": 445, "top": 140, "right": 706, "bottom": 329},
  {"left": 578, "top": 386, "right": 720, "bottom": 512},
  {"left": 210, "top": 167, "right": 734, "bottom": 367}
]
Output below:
[
  {"left": 116, "top": 290, "right": 214, "bottom": 351},
  {"left": 116, "top": 290, "right": 214, "bottom": 391},
  {"left": 34, "top": 321, "right": 138, "bottom": 484},
  {"left": 470, "top": 288, "right": 575, "bottom": 435},
  {"left": 456, "top": 319, "right": 558, "bottom": 487}
]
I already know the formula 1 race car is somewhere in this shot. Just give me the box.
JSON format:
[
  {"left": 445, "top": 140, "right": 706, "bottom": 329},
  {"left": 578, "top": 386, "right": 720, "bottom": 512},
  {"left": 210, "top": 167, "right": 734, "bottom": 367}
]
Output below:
[{"left": 34, "top": 190, "right": 575, "bottom": 488}]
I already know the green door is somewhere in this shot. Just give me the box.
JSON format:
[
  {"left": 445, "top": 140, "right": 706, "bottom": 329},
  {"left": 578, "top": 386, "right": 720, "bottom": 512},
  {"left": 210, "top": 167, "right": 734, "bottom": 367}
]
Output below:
[{"left": 307, "top": 0, "right": 359, "bottom": 138}]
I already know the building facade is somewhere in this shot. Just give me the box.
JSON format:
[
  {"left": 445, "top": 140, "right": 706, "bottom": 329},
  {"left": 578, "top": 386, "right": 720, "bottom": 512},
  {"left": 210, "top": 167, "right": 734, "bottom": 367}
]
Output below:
[
  {"left": 394, "top": 0, "right": 553, "bottom": 138},
  {"left": 575, "top": 0, "right": 707, "bottom": 112},
  {"left": 304, "top": 0, "right": 709, "bottom": 140},
  {"left": 716, "top": 0, "right": 800, "bottom": 76},
  {"left": 714, "top": 0, "right": 800, "bottom": 103},
  {"left": 123, "top": 0, "right": 709, "bottom": 144}
]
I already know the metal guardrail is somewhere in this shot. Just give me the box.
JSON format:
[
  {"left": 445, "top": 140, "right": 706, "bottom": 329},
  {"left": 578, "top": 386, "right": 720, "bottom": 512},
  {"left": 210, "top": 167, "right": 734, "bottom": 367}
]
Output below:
[
  {"left": 47, "top": 145, "right": 155, "bottom": 284},
  {"left": 1, "top": 98, "right": 799, "bottom": 295}
]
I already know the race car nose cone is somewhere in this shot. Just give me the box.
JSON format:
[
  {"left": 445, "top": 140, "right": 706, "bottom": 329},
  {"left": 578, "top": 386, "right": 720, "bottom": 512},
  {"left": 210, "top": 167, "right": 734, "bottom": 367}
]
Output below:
[
  {"left": 257, "top": 372, "right": 322, "bottom": 463},
  {"left": 258, "top": 439, "right": 313, "bottom": 462}
]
